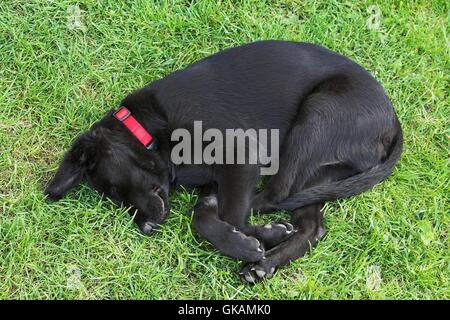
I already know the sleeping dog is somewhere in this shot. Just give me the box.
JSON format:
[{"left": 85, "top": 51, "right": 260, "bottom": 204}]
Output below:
[{"left": 45, "top": 40, "right": 403, "bottom": 283}]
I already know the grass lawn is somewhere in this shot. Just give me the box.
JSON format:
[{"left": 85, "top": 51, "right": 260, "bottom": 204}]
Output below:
[{"left": 0, "top": 0, "right": 448, "bottom": 299}]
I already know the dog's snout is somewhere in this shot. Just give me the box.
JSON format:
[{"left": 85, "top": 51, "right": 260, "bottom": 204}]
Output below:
[
  {"left": 140, "top": 221, "right": 157, "bottom": 235},
  {"left": 44, "top": 186, "right": 62, "bottom": 201}
]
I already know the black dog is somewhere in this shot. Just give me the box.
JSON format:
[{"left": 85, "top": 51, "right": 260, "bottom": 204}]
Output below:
[{"left": 45, "top": 40, "right": 403, "bottom": 283}]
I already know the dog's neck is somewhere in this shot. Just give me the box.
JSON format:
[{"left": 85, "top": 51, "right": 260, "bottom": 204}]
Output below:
[
  {"left": 120, "top": 87, "right": 167, "bottom": 132},
  {"left": 116, "top": 87, "right": 183, "bottom": 184}
]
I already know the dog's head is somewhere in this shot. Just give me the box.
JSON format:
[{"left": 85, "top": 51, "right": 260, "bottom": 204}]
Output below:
[{"left": 45, "top": 108, "right": 172, "bottom": 235}]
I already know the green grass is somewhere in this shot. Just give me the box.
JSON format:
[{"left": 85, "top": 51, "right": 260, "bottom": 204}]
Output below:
[{"left": 0, "top": 0, "right": 448, "bottom": 299}]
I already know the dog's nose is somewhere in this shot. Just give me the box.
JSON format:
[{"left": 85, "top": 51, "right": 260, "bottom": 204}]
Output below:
[{"left": 141, "top": 222, "right": 157, "bottom": 235}]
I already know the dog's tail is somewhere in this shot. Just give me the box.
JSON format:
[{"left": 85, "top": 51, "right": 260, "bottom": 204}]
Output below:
[{"left": 272, "top": 127, "right": 403, "bottom": 211}]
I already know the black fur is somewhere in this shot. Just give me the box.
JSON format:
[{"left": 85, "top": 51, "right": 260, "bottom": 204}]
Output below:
[{"left": 45, "top": 40, "right": 402, "bottom": 283}]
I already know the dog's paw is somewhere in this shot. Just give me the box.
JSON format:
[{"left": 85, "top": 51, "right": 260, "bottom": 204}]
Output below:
[
  {"left": 258, "top": 221, "right": 296, "bottom": 248},
  {"left": 228, "top": 228, "right": 265, "bottom": 262},
  {"left": 239, "top": 260, "right": 276, "bottom": 284}
]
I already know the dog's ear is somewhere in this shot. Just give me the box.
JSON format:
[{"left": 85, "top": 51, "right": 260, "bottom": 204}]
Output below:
[{"left": 45, "top": 131, "right": 101, "bottom": 200}]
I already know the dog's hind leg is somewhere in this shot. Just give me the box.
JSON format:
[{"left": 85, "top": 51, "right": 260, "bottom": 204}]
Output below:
[
  {"left": 251, "top": 94, "right": 330, "bottom": 214},
  {"left": 192, "top": 185, "right": 265, "bottom": 262},
  {"left": 253, "top": 73, "right": 400, "bottom": 213},
  {"left": 240, "top": 202, "right": 325, "bottom": 283},
  {"left": 251, "top": 121, "right": 321, "bottom": 213}
]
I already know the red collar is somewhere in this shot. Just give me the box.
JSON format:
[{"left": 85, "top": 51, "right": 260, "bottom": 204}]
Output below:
[{"left": 113, "top": 107, "right": 154, "bottom": 149}]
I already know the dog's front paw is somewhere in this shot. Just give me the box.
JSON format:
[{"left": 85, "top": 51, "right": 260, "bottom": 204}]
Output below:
[
  {"left": 257, "top": 221, "right": 296, "bottom": 249},
  {"left": 229, "top": 229, "right": 265, "bottom": 262},
  {"left": 239, "top": 260, "right": 276, "bottom": 284}
]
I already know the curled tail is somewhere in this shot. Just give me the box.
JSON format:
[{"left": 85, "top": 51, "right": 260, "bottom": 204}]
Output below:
[{"left": 273, "top": 127, "right": 403, "bottom": 211}]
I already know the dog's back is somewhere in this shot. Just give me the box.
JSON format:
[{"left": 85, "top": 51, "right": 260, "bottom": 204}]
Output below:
[{"left": 151, "top": 41, "right": 385, "bottom": 134}]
